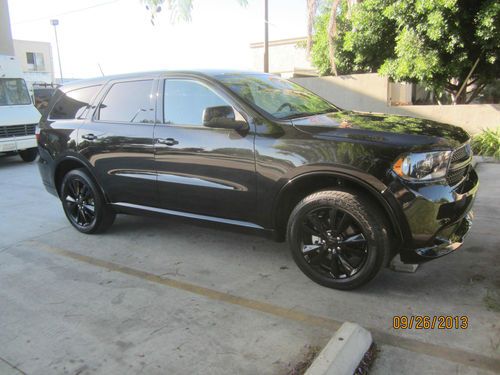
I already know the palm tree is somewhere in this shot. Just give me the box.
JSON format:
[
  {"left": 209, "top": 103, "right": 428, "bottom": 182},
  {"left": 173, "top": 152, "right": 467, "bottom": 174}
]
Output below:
[
  {"left": 142, "top": 0, "right": 247, "bottom": 24},
  {"left": 306, "top": 0, "right": 317, "bottom": 55},
  {"left": 327, "top": 0, "right": 340, "bottom": 75}
]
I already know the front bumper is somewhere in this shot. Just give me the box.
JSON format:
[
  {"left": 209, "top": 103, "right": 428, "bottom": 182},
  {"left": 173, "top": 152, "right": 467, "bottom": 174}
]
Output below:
[
  {"left": 0, "top": 136, "right": 37, "bottom": 153},
  {"left": 388, "top": 167, "right": 478, "bottom": 264},
  {"left": 413, "top": 211, "right": 472, "bottom": 259}
]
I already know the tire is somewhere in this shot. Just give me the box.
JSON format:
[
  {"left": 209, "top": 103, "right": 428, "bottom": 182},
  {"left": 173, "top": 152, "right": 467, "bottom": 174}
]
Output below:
[
  {"left": 287, "top": 189, "right": 390, "bottom": 290},
  {"left": 19, "top": 147, "right": 38, "bottom": 162},
  {"left": 60, "top": 168, "right": 116, "bottom": 234}
]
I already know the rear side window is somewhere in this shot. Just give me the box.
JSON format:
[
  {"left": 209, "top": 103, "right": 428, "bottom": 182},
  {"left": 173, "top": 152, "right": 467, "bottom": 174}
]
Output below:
[
  {"left": 49, "top": 85, "right": 101, "bottom": 120},
  {"left": 98, "top": 80, "right": 154, "bottom": 123},
  {"left": 164, "top": 80, "right": 228, "bottom": 126}
]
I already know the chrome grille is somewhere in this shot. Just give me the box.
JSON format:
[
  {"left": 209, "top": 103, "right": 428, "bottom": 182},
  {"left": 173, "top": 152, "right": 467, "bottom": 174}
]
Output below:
[
  {"left": 450, "top": 143, "right": 471, "bottom": 164},
  {"left": 447, "top": 165, "right": 469, "bottom": 186},
  {"left": 0, "top": 124, "right": 37, "bottom": 139},
  {"left": 447, "top": 143, "right": 472, "bottom": 187}
]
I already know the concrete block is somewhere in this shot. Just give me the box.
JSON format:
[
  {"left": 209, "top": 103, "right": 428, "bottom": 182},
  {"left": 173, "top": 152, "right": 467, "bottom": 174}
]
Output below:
[
  {"left": 305, "top": 322, "right": 372, "bottom": 375},
  {"left": 390, "top": 254, "right": 419, "bottom": 273}
]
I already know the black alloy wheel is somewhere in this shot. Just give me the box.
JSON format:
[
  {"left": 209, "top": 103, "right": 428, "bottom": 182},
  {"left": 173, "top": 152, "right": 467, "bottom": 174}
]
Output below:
[
  {"left": 61, "top": 169, "right": 116, "bottom": 234},
  {"left": 300, "top": 207, "right": 368, "bottom": 279},
  {"left": 287, "top": 189, "right": 390, "bottom": 290},
  {"left": 63, "top": 177, "right": 96, "bottom": 228}
]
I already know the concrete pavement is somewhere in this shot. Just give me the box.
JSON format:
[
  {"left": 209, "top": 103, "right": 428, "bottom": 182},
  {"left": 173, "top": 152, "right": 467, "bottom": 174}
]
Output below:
[{"left": 0, "top": 155, "right": 499, "bottom": 374}]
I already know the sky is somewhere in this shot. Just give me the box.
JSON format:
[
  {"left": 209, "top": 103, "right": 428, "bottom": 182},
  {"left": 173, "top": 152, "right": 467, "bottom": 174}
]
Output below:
[{"left": 9, "top": 0, "right": 308, "bottom": 79}]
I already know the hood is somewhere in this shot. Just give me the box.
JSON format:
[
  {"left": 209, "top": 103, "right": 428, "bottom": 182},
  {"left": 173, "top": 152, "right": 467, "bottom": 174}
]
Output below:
[
  {"left": 291, "top": 111, "right": 470, "bottom": 150},
  {"left": 0, "top": 104, "right": 41, "bottom": 127}
]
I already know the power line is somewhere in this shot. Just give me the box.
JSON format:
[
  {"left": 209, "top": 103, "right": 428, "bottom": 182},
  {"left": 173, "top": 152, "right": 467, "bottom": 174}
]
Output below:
[{"left": 13, "top": 0, "right": 123, "bottom": 25}]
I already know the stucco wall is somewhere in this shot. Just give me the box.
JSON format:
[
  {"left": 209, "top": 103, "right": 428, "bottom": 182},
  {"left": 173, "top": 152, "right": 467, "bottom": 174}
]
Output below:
[
  {"left": 251, "top": 37, "right": 314, "bottom": 75},
  {"left": 292, "top": 74, "right": 500, "bottom": 135},
  {"left": 13, "top": 39, "right": 54, "bottom": 84}
]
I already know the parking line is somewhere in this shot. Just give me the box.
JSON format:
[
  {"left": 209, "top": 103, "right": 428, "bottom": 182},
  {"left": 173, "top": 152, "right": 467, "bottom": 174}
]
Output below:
[{"left": 29, "top": 240, "right": 500, "bottom": 373}]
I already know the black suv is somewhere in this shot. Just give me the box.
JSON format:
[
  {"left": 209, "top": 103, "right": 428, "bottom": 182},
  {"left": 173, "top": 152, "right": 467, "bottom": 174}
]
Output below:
[{"left": 37, "top": 71, "right": 478, "bottom": 289}]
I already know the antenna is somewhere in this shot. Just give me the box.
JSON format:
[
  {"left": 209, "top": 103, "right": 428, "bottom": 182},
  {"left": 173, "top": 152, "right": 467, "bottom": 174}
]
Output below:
[{"left": 97, "top": 63, "right": 105, "bottom": 76}]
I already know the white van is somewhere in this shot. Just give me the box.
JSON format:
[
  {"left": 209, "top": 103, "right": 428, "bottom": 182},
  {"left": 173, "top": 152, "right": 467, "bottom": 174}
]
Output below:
[{"left": 0, "top": 55, "right": 41, "bottom": 162}]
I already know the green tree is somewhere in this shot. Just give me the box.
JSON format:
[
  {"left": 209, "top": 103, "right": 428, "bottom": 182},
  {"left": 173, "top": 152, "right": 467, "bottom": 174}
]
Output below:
[
  {"left": 311, "top": 0, "right": 357, "bottom": 75},
  {"left": 311, "top": 0, "right": 500, "bottom": 104}
]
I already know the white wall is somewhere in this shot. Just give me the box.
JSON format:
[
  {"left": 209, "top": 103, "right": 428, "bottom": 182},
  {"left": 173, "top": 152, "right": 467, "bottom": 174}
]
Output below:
[
  {"left": 293, "top": 74, "right": 500, "bottom": 135},
  {"left": 250, "top": 37, "right": 314, "bottom": 75}
]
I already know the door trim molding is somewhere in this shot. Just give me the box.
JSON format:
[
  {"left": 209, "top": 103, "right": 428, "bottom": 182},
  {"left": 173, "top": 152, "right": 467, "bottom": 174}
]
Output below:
[{"left": 112, "top": 202, "right": 264, "bottom": 229}]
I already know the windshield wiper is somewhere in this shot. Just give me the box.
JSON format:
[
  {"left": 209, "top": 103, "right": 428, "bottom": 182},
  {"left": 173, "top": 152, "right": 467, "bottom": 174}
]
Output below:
[
  {"left": 279, "top": 112, "right": 312, "bottom": 120},
  {"left": 279, "top": 109, "right": 335, "bottom": 120}
]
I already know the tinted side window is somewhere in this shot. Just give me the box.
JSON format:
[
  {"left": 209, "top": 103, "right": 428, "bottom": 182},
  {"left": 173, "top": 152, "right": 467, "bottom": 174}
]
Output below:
[
  {"left": 49, "top": 85, "right": 101, "bottom": 120},
  {"left": 164, "top": 80, "right": 228, "bottom": 126},
  {"left": 98, "top": 80, "right": 154, "bottom": 123}
]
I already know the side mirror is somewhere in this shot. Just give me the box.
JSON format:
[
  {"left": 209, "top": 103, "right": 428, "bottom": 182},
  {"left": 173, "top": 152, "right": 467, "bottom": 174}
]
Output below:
[{"left": 202, "top": 106, "right": 248, "bottom": 130}]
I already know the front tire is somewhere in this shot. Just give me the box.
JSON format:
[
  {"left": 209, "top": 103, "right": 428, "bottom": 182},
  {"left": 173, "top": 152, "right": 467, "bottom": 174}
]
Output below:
[
  {"left": 287, "top": 189, "right": 390, "bottom": 290},
  {"left": 19, "top": 147, "right": 38, "bottom": 162},
  {"left": 61, "top": 169, "right": 115, "bottom": 234}
]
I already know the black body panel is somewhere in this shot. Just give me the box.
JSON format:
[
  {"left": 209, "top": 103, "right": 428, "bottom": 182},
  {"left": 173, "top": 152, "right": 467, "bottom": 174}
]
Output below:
[{"left": 37, "top": 70, "right": 478, "bottom": 264}]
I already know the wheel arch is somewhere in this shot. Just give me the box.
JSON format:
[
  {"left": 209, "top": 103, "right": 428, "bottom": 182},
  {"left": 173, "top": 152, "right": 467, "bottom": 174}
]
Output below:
[
  {"left": 272, "top": 171, "right": 404, "bottom": 248},
  {"left": 53, "top": 156, "right": 108, "bottom": 202}
]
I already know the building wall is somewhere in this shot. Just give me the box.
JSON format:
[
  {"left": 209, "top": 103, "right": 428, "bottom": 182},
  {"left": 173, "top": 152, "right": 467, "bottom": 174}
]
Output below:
[
  {"left": 250, "top": 37, "right": 315, "bottom": 77},
  {"left": 0, "top": 0, "right": 15, "bottom": 55},
  {"left": 293, "top": 74, "right": 500, "bottom": 135},
  {"left": 13, "top": 39, "right": 54, "bottom": 84}
]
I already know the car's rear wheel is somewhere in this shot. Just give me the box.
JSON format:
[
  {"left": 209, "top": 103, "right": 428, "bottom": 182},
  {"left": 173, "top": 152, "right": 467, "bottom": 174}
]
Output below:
[
  {"left": 287, "top": 189, "right": 390, "bottom": 290},
  {"left": 61, "top": 169, "right": 115, "bottom": 234},
  {"left": 19, "top": 148, "right": 38, "bottom": 162}
]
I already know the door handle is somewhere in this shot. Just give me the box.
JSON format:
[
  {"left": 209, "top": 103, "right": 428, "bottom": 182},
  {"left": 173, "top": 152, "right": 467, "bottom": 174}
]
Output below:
[
  {"left": 81, "top": 133, "right": 98, "bottom": 141},
  {"left": 156, "top": 138, "right": 179, "bottom": 146}
]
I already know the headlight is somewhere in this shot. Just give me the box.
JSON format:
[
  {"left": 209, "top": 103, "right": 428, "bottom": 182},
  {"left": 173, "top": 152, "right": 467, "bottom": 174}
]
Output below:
[{"left": 392, "top": 151, "right": 451, "bottom": 181}]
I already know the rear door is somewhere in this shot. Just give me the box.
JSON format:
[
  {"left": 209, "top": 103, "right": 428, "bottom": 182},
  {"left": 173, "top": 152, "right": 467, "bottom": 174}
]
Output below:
[
  {"left": 78, "top": 78, "right": 158, "bottom": 207},
  {"left": 154, "top": 77, "right": 257, "bottom": 223}
]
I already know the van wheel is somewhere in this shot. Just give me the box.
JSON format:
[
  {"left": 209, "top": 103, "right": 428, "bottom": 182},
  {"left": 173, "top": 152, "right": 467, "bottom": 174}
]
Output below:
[
  {"left": 287, "top": 189, "right": 390, "bottom": 290},
  {"left": 61, "top": 169, "right": 116, "bottom": 234},
  {"left": 19, "top": 148, "right": 38, "bottom": 162}
]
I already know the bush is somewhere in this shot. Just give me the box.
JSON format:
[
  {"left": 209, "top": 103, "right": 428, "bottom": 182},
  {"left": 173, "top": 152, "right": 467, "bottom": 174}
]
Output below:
[{"left": 472, "top": 128, "right": 500, "bottom": 159}]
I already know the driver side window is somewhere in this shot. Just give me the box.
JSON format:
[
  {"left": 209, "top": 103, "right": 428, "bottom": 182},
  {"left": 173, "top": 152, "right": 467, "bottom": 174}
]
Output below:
[{"left": 164, "top": 79, "right": 228, "bottom": 126}]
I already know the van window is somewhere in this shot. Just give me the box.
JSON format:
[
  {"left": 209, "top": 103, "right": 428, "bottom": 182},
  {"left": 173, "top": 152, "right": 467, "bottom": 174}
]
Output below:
[
  {"left": 98, "top": 80, "right": 154, "bottom": 123},
  {"left": 0, "top": 78, "right": 31, "bottom": 106},
  {"left": 164, "top": 80, "right": 228, "bottom": 126},
  {"left": 50, "top": 85, "right": 102, "bottom": 120}
]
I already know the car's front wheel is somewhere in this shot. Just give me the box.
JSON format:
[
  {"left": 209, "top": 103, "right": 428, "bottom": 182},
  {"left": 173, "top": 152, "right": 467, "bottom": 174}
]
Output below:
[
  {"left": 19, "top": 147, "right": 38, "bottom": 162},
  {"left": 287, "top": 189, "right": 390, "bottom": 290},
  {"left": 61, "top": 169, "right": 115, "bottom": 234}
]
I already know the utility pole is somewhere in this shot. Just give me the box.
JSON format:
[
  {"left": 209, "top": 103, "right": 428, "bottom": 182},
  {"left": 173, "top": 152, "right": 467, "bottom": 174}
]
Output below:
[
  {"left": 264, "top": 0, "right": 269, "bottom": 73},
  {"left": 50, "top": 19, "right": 64, "bottom": 84}
]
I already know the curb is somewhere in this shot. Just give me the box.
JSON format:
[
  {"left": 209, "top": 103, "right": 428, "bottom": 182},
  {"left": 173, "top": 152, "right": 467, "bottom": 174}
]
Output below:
[
  {"left": 305, "top": 322, "right": 372, "bottom": 375},
  {"left": 473, "top": 155, "right": 499, "bottom": 168}
]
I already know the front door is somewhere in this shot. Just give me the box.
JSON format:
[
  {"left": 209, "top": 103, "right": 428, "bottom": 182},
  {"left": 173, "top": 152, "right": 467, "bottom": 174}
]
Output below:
[
  {"left": 78, "top": 78, "right": 158, "bottom": 207},
  {"left": 154, "top": 78, "right": 257, "bottom": 224}
]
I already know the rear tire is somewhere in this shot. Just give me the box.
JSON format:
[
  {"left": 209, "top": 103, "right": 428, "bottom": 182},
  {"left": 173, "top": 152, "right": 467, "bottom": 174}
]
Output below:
[
  {"left": 60, "top": 169, "right": 115, "bottom": 234},
  {"left": 287, "top": 189, "right": 390, "bottom": 290},
  {"left": 19, "top": 148, "right": 38, "bottom": 162}
]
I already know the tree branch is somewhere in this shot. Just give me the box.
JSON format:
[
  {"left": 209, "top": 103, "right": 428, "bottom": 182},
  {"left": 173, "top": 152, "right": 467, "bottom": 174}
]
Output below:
[
  {"left": 328, "top": 0, "right": 341, "bottom": 75},
  {"left": 455, "top": 57, "right": 481, "bottom": 104},
  {"left": 466, "top": 83, "right": 487, "bottom": 104}
]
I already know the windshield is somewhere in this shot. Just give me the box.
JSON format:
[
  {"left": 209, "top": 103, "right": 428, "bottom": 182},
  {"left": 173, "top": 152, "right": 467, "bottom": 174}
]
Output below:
[
  {"left": 215, "top": 73, "right": 338, "bottom": 119},
  {"left": 0, "top": 79, "right": 32, "bottom": 106}
]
